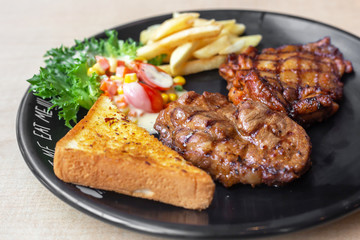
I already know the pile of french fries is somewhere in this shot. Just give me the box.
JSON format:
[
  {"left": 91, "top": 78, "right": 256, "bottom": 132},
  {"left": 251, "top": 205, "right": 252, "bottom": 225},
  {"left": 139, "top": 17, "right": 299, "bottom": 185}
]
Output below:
[{"left": 137, "top": 12, "right": 262, "bottom": 76}]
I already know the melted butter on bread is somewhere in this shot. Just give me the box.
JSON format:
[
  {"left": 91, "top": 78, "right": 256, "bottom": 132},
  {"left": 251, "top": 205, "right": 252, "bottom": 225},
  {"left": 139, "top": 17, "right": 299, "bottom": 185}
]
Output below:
[{"left": 54, "top": 95, "right": 214, "bottom": 210}]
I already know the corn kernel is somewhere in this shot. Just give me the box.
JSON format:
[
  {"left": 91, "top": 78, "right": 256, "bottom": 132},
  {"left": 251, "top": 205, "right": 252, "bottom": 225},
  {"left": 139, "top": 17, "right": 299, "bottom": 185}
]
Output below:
[
  {"left": 173, "top": 76, "right": 186, "bottom": 86},
  {"left": 109, "top": 57, "right": 118, "bottom": 73},
  {"left": 92, "top": 62, "right": 105, "bottom": 75},
  {"left": 168, "top": 93, "right": 178, "bottom": 102},
  {"left": 161, "top": 93, "right": 169, "bottom": 104},
  {"left": 124, "top": 73, "right": 138, "bottom": 83},
  {"left": 87, "top": 67, "right": 97, "bottom": 76},
  {"left": 110, "top": 75, "right": 124, "bottom": 82},
  {"left": 117, "top": 86, "right": 124, "bottom": 95},
  {"left": 134, "top": 56, "right": 148, "bottom": 62}
]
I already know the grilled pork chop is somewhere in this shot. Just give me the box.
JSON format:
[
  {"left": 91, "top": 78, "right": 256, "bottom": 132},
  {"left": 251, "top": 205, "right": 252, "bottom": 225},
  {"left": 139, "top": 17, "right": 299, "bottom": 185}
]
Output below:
[
  {"left": 154, "top": 91, "right": 311, "bottom": 187},
  {"left": 219, "top": 37, "right": 353, "bottom": 125}
]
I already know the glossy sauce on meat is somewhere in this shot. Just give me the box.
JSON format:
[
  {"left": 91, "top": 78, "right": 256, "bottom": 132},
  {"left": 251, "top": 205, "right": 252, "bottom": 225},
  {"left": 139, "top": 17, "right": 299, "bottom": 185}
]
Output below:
[
  {"left": 219, "top": 37, "right": 353, "bottom": 125},
  {"left": 154, "top": 91, "right": 311, "bottom": 187}
]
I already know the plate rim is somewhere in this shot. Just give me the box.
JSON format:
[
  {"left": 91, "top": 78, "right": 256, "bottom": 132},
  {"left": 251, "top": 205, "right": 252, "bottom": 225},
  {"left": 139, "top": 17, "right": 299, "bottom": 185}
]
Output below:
[{"left": 16, "top": 9, "right": 360, "bottom": 239}]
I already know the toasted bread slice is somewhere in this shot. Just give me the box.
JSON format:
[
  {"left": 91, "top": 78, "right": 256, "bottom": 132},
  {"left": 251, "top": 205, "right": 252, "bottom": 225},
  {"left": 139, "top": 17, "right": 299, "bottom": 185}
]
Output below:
[{"left": 53, "top": 95, "right": 215, "bottom": 210}]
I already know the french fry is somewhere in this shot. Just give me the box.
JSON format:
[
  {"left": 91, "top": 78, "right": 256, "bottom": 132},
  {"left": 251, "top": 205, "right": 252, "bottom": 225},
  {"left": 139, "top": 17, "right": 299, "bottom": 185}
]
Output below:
[
  {"left": 229, "top": 23, "right": 246, "bottom": 36},
  {"left": 175, "top": 55, "right": 227, "bottom": 76},
  {"left": 217, "top": 19, "right": 236, "bottom": 26},
  {"left": 218, "top": 20, "right": 236, "bottom": 36},
  {"left": 151, "top": 13, "right": 200, "bottom": 41},
  {"left": 238, "top": 34, "right": 263, "bottom": 51},
  {"left": 196, "top": 37, "right": 218, "bottom": 49},
  {"left": 170, "top": 41, "right": 199, "bottom": 75},
  {"left": 219, "top": 38, "right": 245, "bottom": 55},
  {"left": 193, "top": 35, "right": 230, "bottom": 59},
  {"left": 158, "top": 64, "right": 171, "bottom": 75},
  {"left": 138, "top": 12, "right": 262, "bottom": 76},
  {"left": 140, "top": 24, "right": 160, "bottom": 44},
  {"left": 193, "top": 18, "right": 216, "bottom": 27},
  {"left": 158, "top": 55, "right": 227, "bottom": 76},
  {"left": 137, "top": 24, "right": 222, "bottom": 59}
]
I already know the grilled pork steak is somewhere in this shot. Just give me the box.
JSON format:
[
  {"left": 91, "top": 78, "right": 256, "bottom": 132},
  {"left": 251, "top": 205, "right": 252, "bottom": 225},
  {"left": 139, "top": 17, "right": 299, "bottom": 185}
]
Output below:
[
  {"left": 154, "top": 91, "right": 311, "bottom": 187},
  {"left": 219, "top": 37, "right": 353, "bottom": 125}
]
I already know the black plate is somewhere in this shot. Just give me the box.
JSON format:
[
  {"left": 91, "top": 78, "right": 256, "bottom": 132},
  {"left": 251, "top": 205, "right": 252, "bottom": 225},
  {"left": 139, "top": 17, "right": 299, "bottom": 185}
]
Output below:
[{"left": 17, "top": 10, "right": 360, "bottom": 239}]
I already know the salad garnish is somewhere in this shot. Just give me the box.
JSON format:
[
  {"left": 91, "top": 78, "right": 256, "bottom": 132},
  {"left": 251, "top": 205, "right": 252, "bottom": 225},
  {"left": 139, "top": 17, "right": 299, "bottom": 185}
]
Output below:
[{"left": 28, "top": 30, "right": 144, "bottom": 128}]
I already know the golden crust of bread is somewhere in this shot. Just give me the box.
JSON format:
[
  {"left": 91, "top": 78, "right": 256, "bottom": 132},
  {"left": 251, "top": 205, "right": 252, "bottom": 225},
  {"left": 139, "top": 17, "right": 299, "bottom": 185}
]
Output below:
[{"left": 54, "top": 95, "right": 215, "bottom": 210}]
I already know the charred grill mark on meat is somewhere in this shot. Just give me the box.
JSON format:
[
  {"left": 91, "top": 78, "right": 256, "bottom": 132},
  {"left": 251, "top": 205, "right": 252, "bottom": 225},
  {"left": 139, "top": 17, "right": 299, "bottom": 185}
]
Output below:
[
  {"left": 154, "top": 91, "right": 311, "bottom": 187},
  {"left": 219, "top": 37, "right": 353, "bottom": 125}
]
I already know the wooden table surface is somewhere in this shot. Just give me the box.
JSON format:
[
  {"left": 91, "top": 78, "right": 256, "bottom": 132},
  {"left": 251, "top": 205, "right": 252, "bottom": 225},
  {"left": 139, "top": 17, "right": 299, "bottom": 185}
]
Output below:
[{"left": 1, "top": 0, "right": 359, "bottom": 239}]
